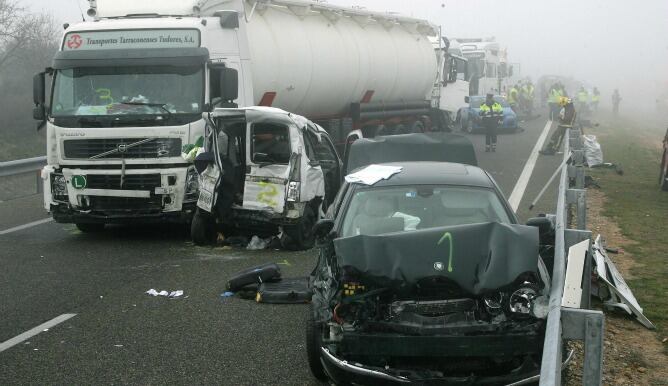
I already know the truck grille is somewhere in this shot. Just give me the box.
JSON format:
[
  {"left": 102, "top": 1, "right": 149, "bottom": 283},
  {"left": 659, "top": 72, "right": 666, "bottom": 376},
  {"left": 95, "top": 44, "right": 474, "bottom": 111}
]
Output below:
[
  {"left": 86, "top": 174, "right": 161, "bottom": 191},
  {"left": 89, "top": 196, "right": 163, "bottom": 211},
  {"left": 63, "top": 138, "right": 181, "bottom": 159}
]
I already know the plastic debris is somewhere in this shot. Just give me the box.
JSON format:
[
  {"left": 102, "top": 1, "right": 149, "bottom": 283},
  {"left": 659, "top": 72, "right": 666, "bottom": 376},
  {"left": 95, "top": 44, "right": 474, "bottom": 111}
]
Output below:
[
  {"left": 246, "top": 235, "right": 270, "bottom": 250},
  {"left": 345, "top": 164, "right": 403, "bottom": 185},
  {"left": 221, "top": 291, "right": 235, "bottom": 298},
  {"left": 146, "top": 289, "right": 184, "bottom": 298},
  {"left": 582, "top": 134, "right": 603, "bottom": 167}
]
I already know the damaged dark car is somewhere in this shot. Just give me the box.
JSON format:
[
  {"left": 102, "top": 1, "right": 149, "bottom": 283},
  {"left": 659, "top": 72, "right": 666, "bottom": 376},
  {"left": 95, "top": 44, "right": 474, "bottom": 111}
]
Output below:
[{"left": 306, "top": 158, "right": 555, "bottom": 385}]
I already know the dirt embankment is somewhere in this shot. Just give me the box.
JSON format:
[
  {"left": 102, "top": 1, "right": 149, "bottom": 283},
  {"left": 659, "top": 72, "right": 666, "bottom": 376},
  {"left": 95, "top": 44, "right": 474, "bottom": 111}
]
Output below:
[{"left": 565, "top": 189, "right": 668, "bottom": 386}]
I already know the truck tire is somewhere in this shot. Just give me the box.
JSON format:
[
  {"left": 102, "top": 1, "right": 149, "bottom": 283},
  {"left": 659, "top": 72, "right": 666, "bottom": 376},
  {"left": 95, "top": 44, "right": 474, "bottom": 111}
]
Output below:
[
  {"left": 75, "top": 223, "right": 105, "bottom": 233},
  {"left": 281, "top": 205, "right": 316, "bottom": 251},
  {"left": 191, "top": 208, "right": 216, "bottom": 246},
  {"left": 305, "top": 304, "right": 328, "bottom": 381}
]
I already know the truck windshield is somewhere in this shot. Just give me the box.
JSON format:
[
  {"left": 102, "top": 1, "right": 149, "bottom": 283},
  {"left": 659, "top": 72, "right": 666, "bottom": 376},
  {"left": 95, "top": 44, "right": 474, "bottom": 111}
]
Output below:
[{"left": 51, "top": 65, "right": 203, "bottom": 118}]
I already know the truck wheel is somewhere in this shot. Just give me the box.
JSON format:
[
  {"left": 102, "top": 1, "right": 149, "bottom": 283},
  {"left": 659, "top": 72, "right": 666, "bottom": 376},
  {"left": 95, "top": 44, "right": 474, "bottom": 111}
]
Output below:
[
  {"left": 306, "top": 304, "right": 328, "bottom": 381},
  {"left": 75, "top": 223, "right": 105, "bottom": 233},
  {"left": 281, "top": 205, "right": 316, "bottom": 251},
  {"left": 191, "top": 208, "right": 216, "bottom": 246}
]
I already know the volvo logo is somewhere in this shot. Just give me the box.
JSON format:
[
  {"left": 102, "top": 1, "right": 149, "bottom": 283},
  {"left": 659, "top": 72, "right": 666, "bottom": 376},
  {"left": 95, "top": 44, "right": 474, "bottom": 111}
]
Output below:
[
  {"left": 117, "top": 144, "right": 128, "bottom": 153},
  {"left": 433, "top": 262, "right": 444, "bottom": 271}
]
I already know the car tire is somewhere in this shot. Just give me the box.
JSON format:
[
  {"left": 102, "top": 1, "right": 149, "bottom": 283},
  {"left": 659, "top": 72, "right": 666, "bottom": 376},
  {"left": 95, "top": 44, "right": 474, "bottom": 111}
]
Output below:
[
  {"left": 282, "top": 205, "right": 316, "bottom": 251},
  {"left": 75, "top": 223, "right": 105, "bottom": 233},
  {"left": 306, "top": 304, "right": 328, "bottom": 381},
  {"left": 466, "top": 119, "right": 474, "bottom": 134},
  {"left": 191, "top": 208, "right": 216, "bottom": 246}
]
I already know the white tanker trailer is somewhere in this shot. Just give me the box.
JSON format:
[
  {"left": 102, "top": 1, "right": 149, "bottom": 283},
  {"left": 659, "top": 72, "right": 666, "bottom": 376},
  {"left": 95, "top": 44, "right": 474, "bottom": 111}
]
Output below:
[{"left": 33, "top": 0, "right": 468, "bottom": 230}]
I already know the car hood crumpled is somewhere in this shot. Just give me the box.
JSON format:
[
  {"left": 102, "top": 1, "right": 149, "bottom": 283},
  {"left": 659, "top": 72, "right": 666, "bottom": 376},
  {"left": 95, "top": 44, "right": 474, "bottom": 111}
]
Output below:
[{"left": 333, "top": 222, "right": 539, "bottom": 295}]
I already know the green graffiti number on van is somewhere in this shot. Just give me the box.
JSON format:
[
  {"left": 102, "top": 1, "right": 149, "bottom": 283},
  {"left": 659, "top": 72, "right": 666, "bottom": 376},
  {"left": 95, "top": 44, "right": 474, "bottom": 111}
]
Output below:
[
  {"left": 257, "top": 181, "right": 279, "bottom": 207},
  {"left": 437, "top": 231, "right": 454, "bottom": 272}
]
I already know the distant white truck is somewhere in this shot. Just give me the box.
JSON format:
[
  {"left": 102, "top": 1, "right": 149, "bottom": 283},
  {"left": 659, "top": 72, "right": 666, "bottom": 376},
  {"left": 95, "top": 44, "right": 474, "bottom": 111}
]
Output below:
[
  {"left": 449, "top": 37, "right": 514, "bottom": 96},
  {"left": 33, "top": 0, "right": 469, "bottom": 231}
]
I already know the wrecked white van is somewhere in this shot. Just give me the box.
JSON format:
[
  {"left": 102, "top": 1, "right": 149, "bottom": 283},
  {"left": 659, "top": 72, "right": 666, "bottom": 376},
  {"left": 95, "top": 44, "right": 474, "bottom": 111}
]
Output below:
[{"left": 192, "top": 107, "right": 341, "bottom": 250}]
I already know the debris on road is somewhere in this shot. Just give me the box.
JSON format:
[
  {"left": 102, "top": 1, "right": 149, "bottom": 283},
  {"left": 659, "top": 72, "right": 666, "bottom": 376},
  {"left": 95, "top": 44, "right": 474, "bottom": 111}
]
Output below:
[
  {"left": 246, "top": 235, "right": 271, "bottom": 250},
  {"left": 592, "top": 235, "right": 655, "bottom": 329},
  {"left": 221, "top": 291, "right": 234, "bottom": 298},
  {"left": 226, "top": 263, "right": 281, "bottom": 292},
  {"left": 256, "top": 278, "right": 311, "bottom": 304},
  {"left": 146, "top": 289, "right": 184, "bottom": 298},
  {"left": 344, "top": 164, "right": 403, "bottom": 185}
]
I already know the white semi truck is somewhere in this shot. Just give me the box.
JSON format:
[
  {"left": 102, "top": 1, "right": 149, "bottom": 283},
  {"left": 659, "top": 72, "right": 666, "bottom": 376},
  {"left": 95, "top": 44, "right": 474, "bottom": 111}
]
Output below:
[
  {"left": 33, "top": 0, "right": 468, "bottom": 230},
  {"left": 449, "top": 37, "right": 513, "bottom": 97}
]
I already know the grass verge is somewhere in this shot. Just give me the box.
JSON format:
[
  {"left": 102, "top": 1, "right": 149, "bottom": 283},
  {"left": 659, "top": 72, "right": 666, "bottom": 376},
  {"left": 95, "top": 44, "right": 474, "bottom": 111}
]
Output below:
[{"left": 587, "top": 114, "right": 668, "bottom": 346}]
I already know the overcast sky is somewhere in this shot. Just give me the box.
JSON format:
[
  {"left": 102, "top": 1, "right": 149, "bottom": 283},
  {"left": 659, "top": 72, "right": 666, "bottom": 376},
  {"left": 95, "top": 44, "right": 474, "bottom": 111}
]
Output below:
[{"left": 24, "top": 0, "right": 668, "bottom": 112}]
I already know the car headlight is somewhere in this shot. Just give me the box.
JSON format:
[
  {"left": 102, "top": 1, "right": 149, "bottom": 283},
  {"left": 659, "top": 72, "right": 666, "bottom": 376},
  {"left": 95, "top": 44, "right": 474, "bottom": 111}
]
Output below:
[
  {"left": 483, "top": 292, "right": 505, "bottom": 315},
  {"left": 507, "top": 285, "right": 539, "bottom": 316}
]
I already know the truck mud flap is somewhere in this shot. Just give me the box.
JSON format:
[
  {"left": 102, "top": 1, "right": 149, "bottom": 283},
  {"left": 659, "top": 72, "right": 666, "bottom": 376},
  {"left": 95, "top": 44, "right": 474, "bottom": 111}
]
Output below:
[
  {"left": 256, "top": 277, "right": 312, "bottom": 304},
  {"left": 227, "top": 263, "right": 281, "bottom": 292}
]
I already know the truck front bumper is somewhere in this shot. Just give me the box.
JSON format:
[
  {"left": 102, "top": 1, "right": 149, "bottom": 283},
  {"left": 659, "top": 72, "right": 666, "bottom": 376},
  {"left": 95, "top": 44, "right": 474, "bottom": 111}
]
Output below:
[{"left": 43, "top": 165, "right": 198, "bottom": 224}]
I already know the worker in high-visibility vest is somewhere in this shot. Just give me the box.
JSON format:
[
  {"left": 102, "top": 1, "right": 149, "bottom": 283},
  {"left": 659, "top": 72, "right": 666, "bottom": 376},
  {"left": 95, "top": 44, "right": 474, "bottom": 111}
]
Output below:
[
  {"left": 591, "top": 87, "right": 601, "bottom": 111},
  {"left": 508, "top": 84, "right": 520, "bottom": 112},
  {"left": 541, "top": 97, "right": 577, "bottom": 155},
  {"left": 577, "top": 87, "right": 589, "bottom": 114},
  {"left": 479, "top": 93, "right": 504, "bottom": 152},
  {"left": 548, "top": 83, "right": 561, "bottom": 120}
]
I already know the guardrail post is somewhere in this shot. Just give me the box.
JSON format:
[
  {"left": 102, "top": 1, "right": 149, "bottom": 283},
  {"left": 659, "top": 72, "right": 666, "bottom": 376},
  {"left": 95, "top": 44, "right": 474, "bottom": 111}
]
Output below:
[
  {"left": 566, "top": 189, "right": 587, "bottom": 230},
  {"left": 562, "top": 308, "right": 604, "bottom": 386}
]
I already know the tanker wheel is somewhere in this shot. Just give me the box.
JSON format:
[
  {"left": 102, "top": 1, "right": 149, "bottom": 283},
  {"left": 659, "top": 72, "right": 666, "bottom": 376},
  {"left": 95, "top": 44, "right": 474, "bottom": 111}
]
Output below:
[
  {"left": 191, "top": 208, "right": 216, "bottom": 246},
  {"left": 75, "top": 223, "right": 105, "bottom": 233},
  {"left": 281, "top": 205, "right": 316, "bottom": 251}
]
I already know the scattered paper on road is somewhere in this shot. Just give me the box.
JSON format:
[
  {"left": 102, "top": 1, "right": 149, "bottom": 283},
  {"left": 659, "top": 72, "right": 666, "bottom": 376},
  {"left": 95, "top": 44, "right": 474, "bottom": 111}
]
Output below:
[
  {"left": 345, "top": 165, "right": 403, "bottom": 185},
  {"left": 146, "top": 289, "right": 184, "bottom": 298}
]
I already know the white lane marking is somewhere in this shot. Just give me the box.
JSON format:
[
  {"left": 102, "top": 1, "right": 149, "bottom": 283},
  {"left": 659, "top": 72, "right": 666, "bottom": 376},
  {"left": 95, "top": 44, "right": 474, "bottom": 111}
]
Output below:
[
  {"left": 0, "top": 313, "right": 77, "bottom": 353},
  {"left": 508, "top": 120, "right": 553, "bottom": 212},
  {"left": 0, "top": 218, "right": 54, "bottom": 235}
]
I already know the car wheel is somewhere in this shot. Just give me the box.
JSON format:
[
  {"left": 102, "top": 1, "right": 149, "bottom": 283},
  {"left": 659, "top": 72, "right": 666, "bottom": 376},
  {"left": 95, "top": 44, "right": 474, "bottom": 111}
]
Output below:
[
  {"left": 306, "top": 304, "right": 328, "bottom": 381},
  {"left": 75, "top": 223, "right": 105, "bottom": 233},
  {"left": 282, "top": 205, "right": 316, "bottom": 251},
  {"left": 466, "top": 119, "right": 474, "bottom": 134},
  {"left": 191, "top": 208, "right": 216, "bottom": 245}
]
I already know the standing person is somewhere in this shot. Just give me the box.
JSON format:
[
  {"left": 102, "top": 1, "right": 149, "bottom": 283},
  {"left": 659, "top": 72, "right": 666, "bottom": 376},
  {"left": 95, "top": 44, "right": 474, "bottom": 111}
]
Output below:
[
  {"left": 577, "top": 86, "right": 590, "bottom": 115},
  {"left": 479, "top": 93, "right": 503, "bottom": 152},
  {"left": 591, "top": 87, "right": 601, "bottom": 111},
  {"left": 612, "top": 89, "right": 622, "bottom": 115},
  {"left": 508, "top": 83, "right": 520, "bottom": 113},
  {"left": 548, "top": 83, "right": 560, "bottom": 120},
  {"left": 540, "top": 97, "right": 577, "bottom": 155}
]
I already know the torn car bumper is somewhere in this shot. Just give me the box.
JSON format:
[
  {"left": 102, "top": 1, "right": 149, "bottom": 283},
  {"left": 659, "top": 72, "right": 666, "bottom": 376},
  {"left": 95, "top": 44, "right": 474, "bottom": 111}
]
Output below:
[{"left": 321, "top": 347, "right": 575, "bottom": 386}]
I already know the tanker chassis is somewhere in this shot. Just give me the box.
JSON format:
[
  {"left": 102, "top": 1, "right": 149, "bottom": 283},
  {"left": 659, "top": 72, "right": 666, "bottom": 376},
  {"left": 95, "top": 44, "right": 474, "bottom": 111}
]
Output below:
[{"left": 33, "top": 0, "right": 468, "bottom": 231}]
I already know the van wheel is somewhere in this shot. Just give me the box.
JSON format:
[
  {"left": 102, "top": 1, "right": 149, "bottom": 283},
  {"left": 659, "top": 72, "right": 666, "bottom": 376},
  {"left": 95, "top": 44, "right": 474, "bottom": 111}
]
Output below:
[
  {"left": 76, "top": 223, "right": 105, "bottom": 233},
  {"left": 306, "top": 304, "right": 328, "bottom": 381},
  {"left": 282, "top": 205, "right": 316, "bottom": 251},
  {"left": 191, "top": 208, "right": 216, "bottom": 245}
]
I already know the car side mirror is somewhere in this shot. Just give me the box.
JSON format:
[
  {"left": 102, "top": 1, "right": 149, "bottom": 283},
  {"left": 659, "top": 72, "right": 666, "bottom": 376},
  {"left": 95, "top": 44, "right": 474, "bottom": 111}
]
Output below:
[
  {"left": 313, "top": 218, "right": 335, "bottom": 240},
  {"left": 194, "top": 151, "right": 215, "bottom": 174},
  {"left": 464, "top": 96, "right": 470, "bottom": 103},
  {"left": 526, "top": 216, "right": 553, "bottom": 239}
]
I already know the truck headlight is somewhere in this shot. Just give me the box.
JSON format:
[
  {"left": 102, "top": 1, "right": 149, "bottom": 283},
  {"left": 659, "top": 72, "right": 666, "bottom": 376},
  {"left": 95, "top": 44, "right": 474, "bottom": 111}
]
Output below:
[
  {"left": 184, "top": 168, "right": 199, "bottom": 201},
  {"left": 286, "top": 181, "right": 300, "bottom": 202},
  {"left": 51, "top": 173, "right": 68, "bottom": 201}
]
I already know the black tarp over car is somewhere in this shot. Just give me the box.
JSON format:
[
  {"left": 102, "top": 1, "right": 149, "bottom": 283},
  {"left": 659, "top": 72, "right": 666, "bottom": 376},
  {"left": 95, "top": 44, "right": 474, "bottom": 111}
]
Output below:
[
  {"left": 333, "top": 222, "right": 540, "bottom": 295},
  {"left": 343, "top": 133, "right": 478, "bottom": 175}
]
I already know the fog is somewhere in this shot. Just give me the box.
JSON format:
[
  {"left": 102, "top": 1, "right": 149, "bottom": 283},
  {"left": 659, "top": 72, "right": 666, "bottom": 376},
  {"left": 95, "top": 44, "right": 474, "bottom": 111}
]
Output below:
[{"left": 23, "top": 0, "right": 668, "bottom": 113}]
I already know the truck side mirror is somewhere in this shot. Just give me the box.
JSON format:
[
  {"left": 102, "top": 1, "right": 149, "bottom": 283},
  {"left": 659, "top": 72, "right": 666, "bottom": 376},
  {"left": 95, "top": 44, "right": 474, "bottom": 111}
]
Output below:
[
  {"left": 33, "top": 72, "right": 45, "bottom": 105},
  {"left": 464, "top": 96, "right": 470, "bottom": 104},
  {"left": 220, "top": 67, "right": 238, "bottom": 103}
]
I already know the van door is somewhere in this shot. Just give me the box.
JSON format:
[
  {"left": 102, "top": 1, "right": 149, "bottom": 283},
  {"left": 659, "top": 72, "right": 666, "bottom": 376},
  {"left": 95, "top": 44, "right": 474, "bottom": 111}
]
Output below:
[{"left": 305, "top": 127, "right": 341, "bottom": 210}]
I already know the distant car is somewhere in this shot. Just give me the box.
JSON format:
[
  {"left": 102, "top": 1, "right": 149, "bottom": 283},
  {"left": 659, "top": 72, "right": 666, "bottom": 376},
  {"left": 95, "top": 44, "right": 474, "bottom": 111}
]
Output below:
[
  {"left": 458, "top": 95, "right": 519, "bottom": 133},
  {"left": 305, "top": 134, "right": 566, "bottom": 385}
]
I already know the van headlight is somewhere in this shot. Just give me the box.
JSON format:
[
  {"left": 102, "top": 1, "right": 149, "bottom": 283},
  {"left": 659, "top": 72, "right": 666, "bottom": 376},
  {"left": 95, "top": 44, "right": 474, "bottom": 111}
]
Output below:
[{"left": 287, "top": 181, "right": 300, "bottom": 202}]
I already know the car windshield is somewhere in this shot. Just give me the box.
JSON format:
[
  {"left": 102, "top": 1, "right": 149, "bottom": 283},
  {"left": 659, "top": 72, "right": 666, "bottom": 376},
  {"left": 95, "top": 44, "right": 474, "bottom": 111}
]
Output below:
[
  {"left": 51, "top": 65, "right": 203, "bottom": 117},
  {"left": 341, "top": 185, "right": 512, "bottom": 237},
  {"left": 471, "top": 97, "right": 510, "bottom": 108}
]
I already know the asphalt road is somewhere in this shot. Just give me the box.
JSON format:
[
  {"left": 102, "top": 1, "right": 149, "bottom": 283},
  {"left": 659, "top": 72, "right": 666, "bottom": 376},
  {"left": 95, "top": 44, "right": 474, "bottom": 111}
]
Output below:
[{"left": 0, "top": 114, "right": 564, "bottom": 385}]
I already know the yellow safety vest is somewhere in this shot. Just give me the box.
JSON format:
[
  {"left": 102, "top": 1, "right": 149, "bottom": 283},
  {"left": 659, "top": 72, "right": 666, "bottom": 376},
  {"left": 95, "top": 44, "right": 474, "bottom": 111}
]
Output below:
[
  {"left": 577, "top": 91, "right": 589, "bottom": 103},
  {"left": 480, "top": 102, "right": 503, "bottom": 115},
  {"left": 508, "top": 88, "right": 519, "bottom": 104}
]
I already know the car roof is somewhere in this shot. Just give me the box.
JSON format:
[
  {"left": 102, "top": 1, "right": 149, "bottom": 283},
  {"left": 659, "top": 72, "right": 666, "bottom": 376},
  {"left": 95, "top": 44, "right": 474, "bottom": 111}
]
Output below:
[{"left": 355, "top": 161, "right": 495, "bottom": 188}]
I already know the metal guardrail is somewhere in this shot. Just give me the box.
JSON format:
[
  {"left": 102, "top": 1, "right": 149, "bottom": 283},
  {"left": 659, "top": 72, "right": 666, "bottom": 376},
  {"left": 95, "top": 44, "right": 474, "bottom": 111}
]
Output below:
[
  {"left": 0, "top": 156, "right": 47, "bottom": 196},
  {"left": 539, "top": 127, "right": 604, "bottom": 385}
]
